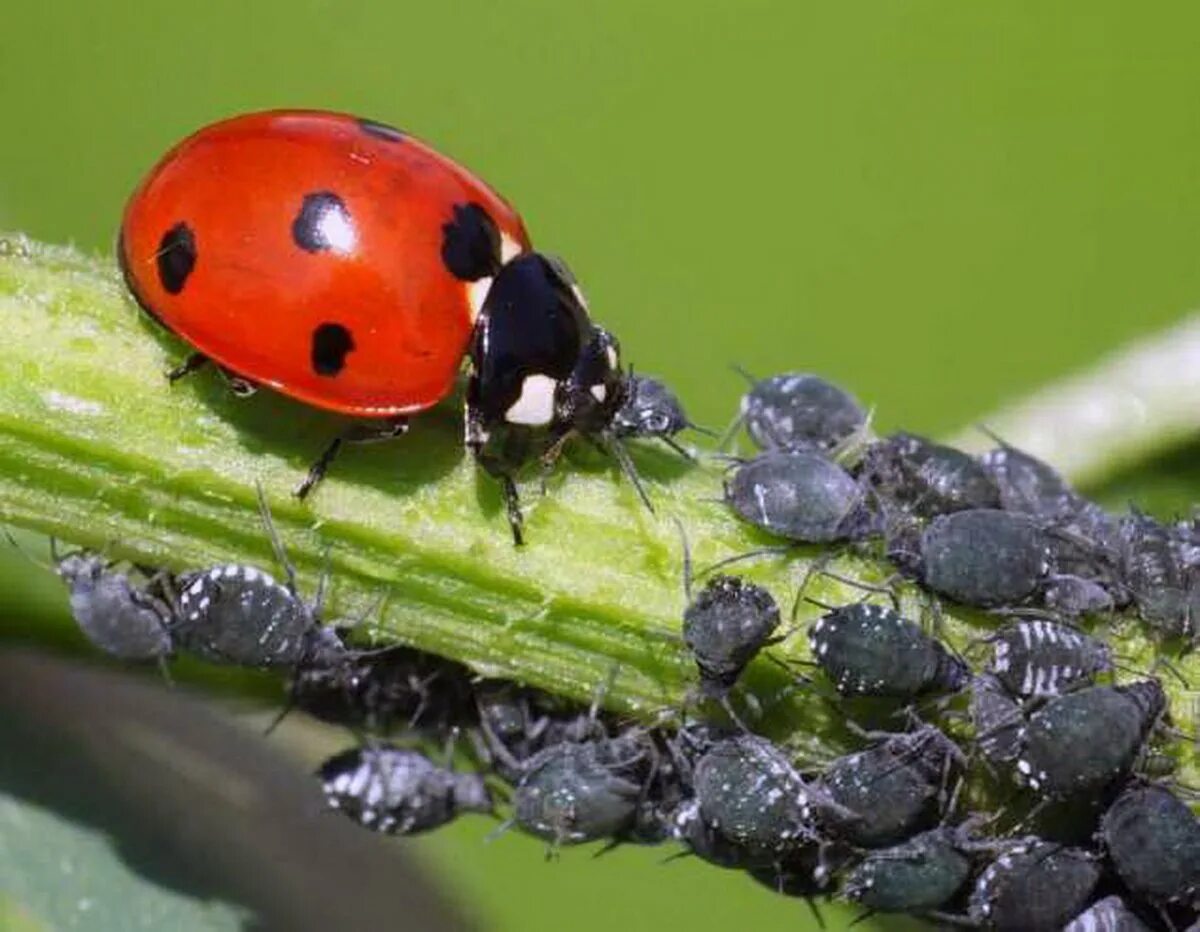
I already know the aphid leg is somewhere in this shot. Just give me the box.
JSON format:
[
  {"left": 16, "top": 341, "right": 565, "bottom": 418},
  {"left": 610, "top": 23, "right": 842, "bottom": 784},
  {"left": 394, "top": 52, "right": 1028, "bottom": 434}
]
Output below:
[
  {"left": 294, "top": 417, "right": 410, "bottom": 500},
  {"left": 154, "top": 655, "right": 175, "bottom": 688},
  {"left": 717, "top": 693, "right": 752, "bottom": 733},
  {"left": 165, "top": 351, "right": 209, "bottom": 383},
  {"left": 815, "top": 566, "right": 899, "bottom": 610}
]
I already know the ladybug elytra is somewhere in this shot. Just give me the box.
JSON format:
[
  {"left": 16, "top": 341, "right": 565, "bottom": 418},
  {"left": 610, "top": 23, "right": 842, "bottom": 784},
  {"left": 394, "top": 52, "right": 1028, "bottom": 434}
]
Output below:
[{"left": 119, "top": 109, "right": 658, "bottom": 543}]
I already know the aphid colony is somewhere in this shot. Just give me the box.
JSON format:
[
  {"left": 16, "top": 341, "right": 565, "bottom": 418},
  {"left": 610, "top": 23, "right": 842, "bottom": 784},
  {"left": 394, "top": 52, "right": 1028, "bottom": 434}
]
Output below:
[{"left": 37, "top": 371, "right": 1198, "bottom": 932}]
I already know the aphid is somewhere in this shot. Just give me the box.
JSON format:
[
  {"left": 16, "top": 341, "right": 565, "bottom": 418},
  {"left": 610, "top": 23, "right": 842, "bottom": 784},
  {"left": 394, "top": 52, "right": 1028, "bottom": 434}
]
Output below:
[
  {"left": 472, "top": 681, "right": 598, "bottom": 782},
  {"left": 682, "top": 573, "right": 780, "bottom": 715},
  {"left": 120, "top": 109, "right": 652, "bottom": 545},
  {"left": 969, "top": 674, "right": 1024, "bottom": 767},
  {"left": 820, "top": 725, "right": 963, "bottom": 848},
  {"left": 1099, "top": 782, "right": 1200, "bottom": 909},
  {"left": 1119, "top": 511, "right": 1199, "bottom": 639},
  {"left": 807, "top": 602, "right": 968, "bottom": 699},
  {"left": 915, "top": 509, "right": 1050, "bottom": 607},
  {"left": 968, "top": 839, "right": 1101, "bottom": 932},
  {"left": 1014, "top": 679, "right": 1166, "bottom": 799},
  {"left": 174, "top": 563, "right": 343, "bottom": 668},
  {"left": 318, "top": 744, "right": 492, "bottom": 835},
  {"left": 985, "top": 617, "right": 1112, "bottom": 699},
  {"left": 843, "top": 826, "right": 972, "bottom": 915},
  {"left": 978, "top": 436, "right": 1082, "bottom": 522},
  {"left": 290, "top": 644, "right": 475, "bottom": 735},
  {"left": 512, "top": 734, "right": 648, "bottom": 847},
  {"left": 861, "top": 432, "right": 1000, "bottom": 518},
  {"left": 610, "top": 374, "right": 706, "bottom": 458},
  {"left": 729, "top": 371, "right": 867, "bottom": 453},
  {"left": 724, "top": 450, "right": 876, "bottom": 544},
  {"left": 172, "top": 489, "right": 345, "bottom": 668},
  {"left": 679, "top": 523, "right": 781, "bottom": 709},
  {"left": 690, "top": 734, "right": 831, "bottom": 861},
  {"left": 54, "top": 550, "right": 174, "bottom": 663},
  {"left": 1062, "top": 895, "right": 1153, "bottom": 932}
]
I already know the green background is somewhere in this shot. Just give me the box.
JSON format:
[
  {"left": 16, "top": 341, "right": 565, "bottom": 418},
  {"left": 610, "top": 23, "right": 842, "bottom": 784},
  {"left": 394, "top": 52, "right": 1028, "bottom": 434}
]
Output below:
[{"left": 1, "top": 3, "right": 1198, "bottom": 930}]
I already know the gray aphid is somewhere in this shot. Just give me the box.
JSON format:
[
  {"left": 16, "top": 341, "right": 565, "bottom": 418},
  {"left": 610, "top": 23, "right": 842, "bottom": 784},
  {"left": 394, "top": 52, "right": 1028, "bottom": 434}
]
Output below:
[
  {"left": 318, "top": 745, "right": 491, "bottom": 835},
  {"left": 1013, "top": 680, "right": 1165, "bottom": 799},
  {"left": 968, "top": 839, "right": 1101, "bottom": 932},
  {"left": 843, "top": 826, "right": 972, "bottom": 914},
  {"left": 683, "top": 574, "right": 781, "bottom": 697},
  {"left": 734, "top": 371, "right": 867, "bottom": 453},
  {"left": 1100, "top": 782, "right": 1200, "bottom": 908},
  {"left": 861, "top": 432, "right": 1000, "bottom": 518},
  {"left": 819, "top": 725, "right": 962, "bottom": 848},
  {"left": 985, "top": 617, "right": 1112, "bottom": 698},
  {"left": 1062, "top": 895, "right": 1152, "bottom": 932},
  {"left": 56, "top": 552, "right": 174, "bottom": 661},
  {"left": 918, "top": 509, "right": 1050, "bottom": 607},
  {"left": 807, "top": 602, "right": 968, "bottom": 698},
  {"left": 691, "top": 734, "right": 829, "bottom": 861},
  {"left": 174, "top": 562, "right": 344, "bottom": 668},
  {"left": 725, "top": 450, "right": 875, "bottom": 543},
  {"left": 513, "top": 736, "right": 646, "bottom": 846}
]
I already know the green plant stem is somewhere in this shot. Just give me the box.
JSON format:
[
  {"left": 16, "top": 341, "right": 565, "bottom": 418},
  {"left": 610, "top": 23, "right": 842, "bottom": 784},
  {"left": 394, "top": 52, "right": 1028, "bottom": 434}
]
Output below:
[
  {"left": 948, "top": 311, "right": 1200, "bottom": 488},
  {"left": 0, "top": 233, "right": 1196, "bottom": 781}
]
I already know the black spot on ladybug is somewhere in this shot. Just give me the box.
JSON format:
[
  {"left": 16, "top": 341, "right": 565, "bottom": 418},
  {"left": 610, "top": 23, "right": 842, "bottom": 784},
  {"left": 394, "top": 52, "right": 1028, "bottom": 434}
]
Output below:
[
  {"left": 157, "top": 222, "right": 196, "bottom": 295},
  {"left": 441, "top": 203, "right": 501, "bottom": 281},
  {"left": 292, "top": 192, "right": 354, "bottom": 253},
  {"left": 357, "top": 118, "right": 405, "bottom": 143},
  {"left": 311, "top": 323, "right": 355, "bottom": 377}
]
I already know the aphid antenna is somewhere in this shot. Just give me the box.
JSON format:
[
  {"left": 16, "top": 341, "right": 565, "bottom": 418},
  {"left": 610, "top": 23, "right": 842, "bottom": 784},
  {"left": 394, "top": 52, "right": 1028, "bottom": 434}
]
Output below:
[
  {"left": 923, "top": 910, "right": 981, "bottom": 929},
  {"left": 254, "top": 482, "right": 298, "bottom": 596},
  {"left": 713, "top": 411, "right": 746, "bottom": 454},
  {"left": 482, "top": 817, "right": 515, "bottom": 845},
  {"left": 786, "top": 553, "right": 837, "bottom": 625},
  {"left": 715, "top": 692, "right": 752, "bottom": 733},
  {"left": 586, "top": 662, "right": 623, "bottom": 730},
  {"left": 685, "top": 420, "right": 719, "bottom": 440},
  {"left": 829, "top": 405, "right": 877, "bottom": 467},
  {"left": 671, "top": 516, "right": 694, "bottom": 603},
  {"left": 3, "top": 528, "right": 90, "bottom": 574},
  {"left": 698, "top": 545, "right": 795, "bottom": 578},
  {"left": 974, "top": 422, "right": 1013, "bottom": 449}
]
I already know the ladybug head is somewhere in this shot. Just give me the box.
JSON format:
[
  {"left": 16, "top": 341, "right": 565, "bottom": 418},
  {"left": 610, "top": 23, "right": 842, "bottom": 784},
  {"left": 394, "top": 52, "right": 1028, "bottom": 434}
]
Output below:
[{"left": 556, "top": 324, "right": 626, "bottom": 433}]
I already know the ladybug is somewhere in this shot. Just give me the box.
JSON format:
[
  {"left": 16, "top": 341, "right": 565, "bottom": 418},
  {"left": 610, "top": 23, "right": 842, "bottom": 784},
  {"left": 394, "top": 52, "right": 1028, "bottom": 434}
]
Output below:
[{"left": 118, "top": 109, "right": 640, "bottom": 544}]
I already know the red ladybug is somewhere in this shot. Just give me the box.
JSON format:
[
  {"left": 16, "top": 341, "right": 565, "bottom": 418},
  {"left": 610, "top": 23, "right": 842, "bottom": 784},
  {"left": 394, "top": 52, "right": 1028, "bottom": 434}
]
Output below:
[{"left": 119, "top": 109, "right": 656, "bottom": 543}]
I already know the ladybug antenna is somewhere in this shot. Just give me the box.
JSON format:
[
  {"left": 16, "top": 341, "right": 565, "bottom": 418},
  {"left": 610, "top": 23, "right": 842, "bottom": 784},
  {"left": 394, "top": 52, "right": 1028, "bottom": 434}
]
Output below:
[{"left": 604, "top": 435, "right": 655, "bottom": 515}]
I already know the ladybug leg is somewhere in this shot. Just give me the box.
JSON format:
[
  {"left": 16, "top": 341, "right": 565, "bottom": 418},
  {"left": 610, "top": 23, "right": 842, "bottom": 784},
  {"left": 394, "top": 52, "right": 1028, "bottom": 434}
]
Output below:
[
  {"left": 465, "top": 397, "right": 529, "bottom": 545},
  {"left": 166, "top": 351, "right": 209, "bottom": 382},
  {"left": 294, "top": 418, "right": 410, "bottom": 500}
]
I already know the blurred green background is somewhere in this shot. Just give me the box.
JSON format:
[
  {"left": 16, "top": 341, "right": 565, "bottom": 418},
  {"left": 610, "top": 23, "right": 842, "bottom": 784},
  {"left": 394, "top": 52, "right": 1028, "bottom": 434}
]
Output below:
[{"left": 1, "top": 2, "right": 1198, "bottom": 930}]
